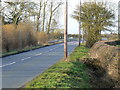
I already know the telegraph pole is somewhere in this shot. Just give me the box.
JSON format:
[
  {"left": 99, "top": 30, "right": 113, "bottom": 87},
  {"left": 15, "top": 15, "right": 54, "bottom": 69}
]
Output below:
[
  {"left": 64, "top": 0, "right": 68, "bottom": 60},
  {"left": 118, "top": 1, "right": 120, "bottom": 40},
  {"left": 78, "top": 0, "right": 81, "bottom": 46}
]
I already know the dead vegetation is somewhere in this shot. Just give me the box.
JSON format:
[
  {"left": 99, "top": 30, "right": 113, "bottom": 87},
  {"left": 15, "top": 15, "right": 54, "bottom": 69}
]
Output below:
[
  {"left": 2, "top": 23, "right": 48, "bottom": 52},
  {"left": 80, "top": 40, "right": 120, "bottom": 88},
  {"left": 2, "top": 23, "right": 64, "bottom": 53},
  {"left": 81, "top": 58, "right": 118, "bottom": 88}
]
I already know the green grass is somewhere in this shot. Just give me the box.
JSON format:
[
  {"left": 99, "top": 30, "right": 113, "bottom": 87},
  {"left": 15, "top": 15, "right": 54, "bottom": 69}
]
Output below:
[
  {"left": 25, "top": 46, "right": 90, "bottom": 88},
  {"left": 116, "top": 45, "right": 120, "bottom": 46},
  {"left": 69, "top": 46, "right": 90, "bottom": 61}
]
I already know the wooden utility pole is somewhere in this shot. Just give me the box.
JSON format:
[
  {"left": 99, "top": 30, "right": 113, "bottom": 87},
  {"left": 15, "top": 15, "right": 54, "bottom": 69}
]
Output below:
[
  {"left": 78, "top": 0, "right": 81, "bottom": 46},
  {"left": 64, "top": 0, "right": 68, "bottom": 60},
  {"left": 118, "top": 1, "right": 120, "bottom": 40}
]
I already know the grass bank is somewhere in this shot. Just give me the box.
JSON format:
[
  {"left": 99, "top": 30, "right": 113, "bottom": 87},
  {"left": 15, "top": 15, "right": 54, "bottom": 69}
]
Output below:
[{"left": 25, "top": 46, "right": 90, "bottom": 88}]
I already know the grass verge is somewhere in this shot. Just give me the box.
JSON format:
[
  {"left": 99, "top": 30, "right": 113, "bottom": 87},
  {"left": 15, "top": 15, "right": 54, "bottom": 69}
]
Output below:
[
  {"left": 24, "top": 46, "right": 90, "bottom": 88},
  {"left": 69, "top": 45, "right": 90, "bottom": 62}
]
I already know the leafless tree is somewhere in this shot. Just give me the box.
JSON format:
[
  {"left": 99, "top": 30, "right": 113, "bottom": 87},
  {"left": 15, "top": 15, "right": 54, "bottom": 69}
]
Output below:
[{"left": 47, "top": 0, "right": 62, "bottom": 34}]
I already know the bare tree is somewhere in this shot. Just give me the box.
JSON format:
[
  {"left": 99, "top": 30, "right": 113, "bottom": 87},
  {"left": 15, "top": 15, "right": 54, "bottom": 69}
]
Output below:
[
  {"left": 36, "top": 0, "right": 43, "bottom": 31},
  {"left": 47, "top": 1, "right": 62, "bottom": 34},
  {"left": 42, "top": 0, "right": 48, "bottom": 32},
  {"left": 3, "top": 2, "right": 37, "bottom": 26}
]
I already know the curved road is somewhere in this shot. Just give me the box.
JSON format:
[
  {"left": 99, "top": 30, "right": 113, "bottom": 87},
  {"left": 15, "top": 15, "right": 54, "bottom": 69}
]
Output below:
[{"left": 1, "top": 41, "right": 78, "bottom": 88}]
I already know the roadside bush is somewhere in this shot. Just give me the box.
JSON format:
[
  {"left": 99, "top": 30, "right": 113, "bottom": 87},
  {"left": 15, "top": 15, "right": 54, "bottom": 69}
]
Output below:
[
  {"left": 2, "top": 23, "right": 48, "bottom": 52},
  {"left": 2, "top": 24, "right": 19, "bottom": 52},
  {"left": 52, "top": 32, "right": 63, "bottom": 39},
  {"left": 36, "top": 32, "right": 48, "bottom": 45},
  {"left": 48, "top": 32, "right": 64, "bottom": 41},
  {"left": 0, "top": 28, "right": 2, "bottom": 53},
  {"left": 16, "top": 23, "right": 37, "bottom": 48}
]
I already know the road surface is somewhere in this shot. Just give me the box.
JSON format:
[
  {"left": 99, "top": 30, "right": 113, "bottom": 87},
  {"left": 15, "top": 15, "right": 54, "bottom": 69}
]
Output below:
[{"left": 1, "top": 41, "right": 78, "bottom": 88}]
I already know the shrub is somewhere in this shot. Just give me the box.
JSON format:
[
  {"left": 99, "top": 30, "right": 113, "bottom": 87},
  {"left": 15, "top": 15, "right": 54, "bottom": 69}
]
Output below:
[
  {"left": 16, "top": 23, "right": 37, "bottom": 48},
  {"left": 2, "top": 23, "right": 48, "bottom": 52},
  {"left": 36, "top": 32, "right": 48, "bottom": 45},
  {"left": 2, "top": 24, "right": 19, "bottom": 52},
  {"left": 48, "top": 32, "right": 64, "bottom": 41}
]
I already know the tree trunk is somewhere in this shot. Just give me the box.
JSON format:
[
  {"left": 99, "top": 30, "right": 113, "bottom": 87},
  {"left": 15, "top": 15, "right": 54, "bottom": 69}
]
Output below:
[
  {"left": 37, "top": 1, "right": 42, "bottom": 31},
  {"left": 47, "top": 2, "right": 53, "bottom": 34},
  {"left": 42, "top": 1, "right": 47, "bottom": 32}
]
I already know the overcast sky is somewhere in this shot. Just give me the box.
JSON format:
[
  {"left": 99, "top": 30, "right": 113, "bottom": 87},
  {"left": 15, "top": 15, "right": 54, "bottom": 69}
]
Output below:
[
  {"left": 61, "top": 0, "right": 119, "bottom": 34},
  {"left": 2, "top": 0, "right": 119, "bottom": 34}
]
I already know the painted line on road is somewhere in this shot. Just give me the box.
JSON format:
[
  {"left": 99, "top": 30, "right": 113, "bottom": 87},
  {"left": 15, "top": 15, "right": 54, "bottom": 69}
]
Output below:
[
  {"left": 1, "top": 57, "right": 32, "bottom": 67},
  {"left": 60, "top": 44, "right": 63, "bottom": 46},
  {"left": 0, "top": 62, "right": 16, "bottom": 67},
  {"left": 1, "top": 44, "right": 63, "bottom": 68},
  {"left": 34, "top": 47, "right": 59, "bottom": 56},
  {"left": 21, "top": 57, "right": 31, "bottom": 61},
  {"left": 35, "top": 53, "right": 42, "bottom": 56},
  {"left": 45, "top": 47, "right": 57, "bottom": 53}
]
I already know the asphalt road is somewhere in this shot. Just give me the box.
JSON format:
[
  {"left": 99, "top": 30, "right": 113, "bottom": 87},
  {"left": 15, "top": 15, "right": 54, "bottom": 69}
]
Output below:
[{"left": 1, "top": 41, "right": 78, "bottom": 88}]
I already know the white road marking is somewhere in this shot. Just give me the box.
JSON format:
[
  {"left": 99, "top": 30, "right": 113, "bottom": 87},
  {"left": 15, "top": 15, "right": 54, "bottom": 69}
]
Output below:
[
  {"left": 35, "top": 53, "right": 42, "bottom": 56},
  {"left": 21, "top": 57, "right": 31, "bottom": 61},
  {"left": 50, "top": 49, "right": 53, "bottom": 51},
  {"left": 0, "top": 62, "right": 16, "bottom": 67},
  {"left": 1, "top": 45, "right": 62, "bottom": 67},
  {"left": 47, "top": 48, "right": 56, "bottom": 52},
  {"left": 60, "top": 44, "right": 63, "bottom": 46},
  {"left": 35, "top": 47, "right": 58, "bottom": 56}
]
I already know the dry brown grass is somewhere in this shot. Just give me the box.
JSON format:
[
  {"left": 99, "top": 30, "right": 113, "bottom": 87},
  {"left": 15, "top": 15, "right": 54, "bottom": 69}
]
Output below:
[{"left": 89, "top": 41, "right": 119, "bottom": 87}]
